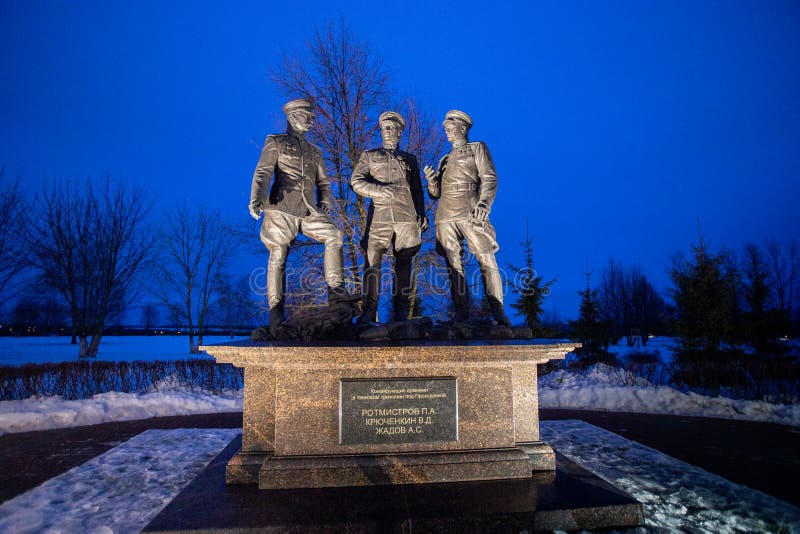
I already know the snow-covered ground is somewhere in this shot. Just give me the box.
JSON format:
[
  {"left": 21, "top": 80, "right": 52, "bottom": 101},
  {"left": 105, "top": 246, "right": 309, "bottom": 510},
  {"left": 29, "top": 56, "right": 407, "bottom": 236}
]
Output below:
[
  {"left": 0, "top": 389, "right": 242, "bottom": 435},
  {"left": 0, "top": 335, "right": 247, "bottom": 366},
  {"left": 0, "top": 428, "right": 240, "bottom": 533},
  {"left": 590, "top": 335, "right": 677, "bottom": 362},
  {"left": 0, "top": 424, "right": 796, "bottom": 533},
  {"left": 540, "top": 363, "right": 800, "bottom": 427}
]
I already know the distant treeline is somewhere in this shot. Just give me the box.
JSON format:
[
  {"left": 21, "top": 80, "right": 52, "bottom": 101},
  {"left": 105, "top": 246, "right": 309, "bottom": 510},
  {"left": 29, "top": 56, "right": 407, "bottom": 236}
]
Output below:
[
  {"left": 546, "top": 236, "right": 800, "bottom": 400},
  {"left": 2, "top": 175, "right": 799, "bottom": 363},
  {"left": 0, "top": 170, "right": 264, "bottom": 357},
  {"left": 0, "top": 325, "right": 254, "bottom": 338}
]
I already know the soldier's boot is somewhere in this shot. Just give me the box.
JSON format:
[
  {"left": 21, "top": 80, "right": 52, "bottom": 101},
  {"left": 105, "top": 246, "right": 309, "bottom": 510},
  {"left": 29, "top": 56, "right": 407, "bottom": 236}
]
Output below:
[
  {"left": 322, "top": 228, "right": 351, "bottom": 307},
  {"left": 358, "top": 307, "right": 379, "bottom": 325},
  {"left": 267, "top": 250, "right": 288, "bottom": 337},
  {"left": 327, "top": 284, "right": 360, "bottom": 305},
  {"left": 392, "top": 247, "right": 417, "bottom": 322},
  {"left": 448, "top": 266, "right": 470, "bottom": 322},
  {"left": 358, "top": 264, "right": 380, "bottom": 325},
  {"left": 488, "top": 296, "right": 511, "bottom": 327},
  {"left": 479, "top": 255, "right": 510, "bottom": 326},
  {"left": 392, "top": 295, "right": 409, "bottom": 323},
  {"left": 269, "top": 303, "right": 285, "bottom": 337}
]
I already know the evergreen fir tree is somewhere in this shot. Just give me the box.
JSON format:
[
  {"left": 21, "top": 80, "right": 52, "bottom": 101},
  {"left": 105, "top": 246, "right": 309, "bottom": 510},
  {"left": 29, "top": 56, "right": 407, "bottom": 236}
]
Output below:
[
  {"left": 569, "top": 272, "right": 613, "bottom": 365},
  {"left": 509, "top": 224, "right": 556, "bottom": 336},
  {"left": 669, "top": 233, "right": 740, "bottom": 359}
]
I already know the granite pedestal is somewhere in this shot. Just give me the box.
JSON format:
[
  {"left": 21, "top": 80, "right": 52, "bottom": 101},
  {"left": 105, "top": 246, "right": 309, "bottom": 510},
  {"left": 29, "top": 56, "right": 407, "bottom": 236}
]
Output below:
[{"left": 201, "top": 340, "right": 579, "bottom": 490}]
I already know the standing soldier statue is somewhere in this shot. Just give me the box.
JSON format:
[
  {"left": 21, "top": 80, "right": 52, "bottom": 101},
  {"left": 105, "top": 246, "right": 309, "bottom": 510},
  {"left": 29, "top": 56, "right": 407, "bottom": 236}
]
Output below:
[
  {"left": 249, "top": 98, "right": 352, "bottom": 335},
  {"left": 424, "top": 110, "right": 511, "bottom": 326},
  {"left": 351, "top": 111, "right": 428, "bottom": 324}
]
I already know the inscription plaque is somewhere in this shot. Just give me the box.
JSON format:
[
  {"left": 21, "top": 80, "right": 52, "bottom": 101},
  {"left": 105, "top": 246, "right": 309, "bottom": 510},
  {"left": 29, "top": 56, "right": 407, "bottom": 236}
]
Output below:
[{"left": 339, "top": 377, "right": 458, "bottom": 445}]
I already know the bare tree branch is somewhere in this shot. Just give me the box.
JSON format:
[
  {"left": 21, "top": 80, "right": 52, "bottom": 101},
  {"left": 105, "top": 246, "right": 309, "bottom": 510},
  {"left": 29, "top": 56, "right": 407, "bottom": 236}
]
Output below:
[
  {"left": 154, "top": 204, "right": 240, "bottom": 353},
  {"left": 0, "top": 169, "right": 29, "bottom": 308},
  {"left": 26, "top": 176, "right": 154, "bottom": 357},
  {"left": 270, "top": 18, "right": 391, "bottom": 294},
  {"left": 268, "top": 19, "right": 446, "bottom": 319}
]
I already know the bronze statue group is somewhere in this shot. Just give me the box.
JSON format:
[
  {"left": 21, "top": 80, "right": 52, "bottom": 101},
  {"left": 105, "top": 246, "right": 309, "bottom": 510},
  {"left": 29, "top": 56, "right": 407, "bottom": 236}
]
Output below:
[{"left": 249, "top": 99, "right": 511, "bottom": 335}]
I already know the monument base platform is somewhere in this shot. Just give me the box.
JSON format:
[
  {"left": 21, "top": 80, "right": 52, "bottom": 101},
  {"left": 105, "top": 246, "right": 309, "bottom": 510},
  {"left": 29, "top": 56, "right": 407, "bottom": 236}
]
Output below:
[
  {"left": 143, "top": 435, "right": 644, "bottom": 533},
  {"left": 260, "top": 448, "right": 537, "bottom": 489},
  {"left": 228, "top": 443, "right": 555, "bottom": 489}
]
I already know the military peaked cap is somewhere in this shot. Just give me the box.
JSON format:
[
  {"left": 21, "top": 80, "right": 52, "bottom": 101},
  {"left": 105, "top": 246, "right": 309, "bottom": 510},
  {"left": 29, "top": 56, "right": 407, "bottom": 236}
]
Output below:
[
  {"left": 282, "top": 98, "right": 314, "bottom": 115},
  {"left": 443, "top": 109, "right": 473, "bottom": 128},
  {"left": 378, "top": 111, "right": 406, "bottom": 128}
]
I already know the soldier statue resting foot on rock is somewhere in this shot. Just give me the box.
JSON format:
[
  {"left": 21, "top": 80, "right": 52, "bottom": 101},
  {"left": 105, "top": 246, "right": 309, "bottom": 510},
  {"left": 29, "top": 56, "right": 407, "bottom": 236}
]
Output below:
[
  {"left": 249, "top": 98, "right": 353, "bottom": 335},
  {"left": 351, "top": 111, "right": 428, "bottom": 324},
  {"left": 424, "top": 110, "right": 511, "bottom": 326}
]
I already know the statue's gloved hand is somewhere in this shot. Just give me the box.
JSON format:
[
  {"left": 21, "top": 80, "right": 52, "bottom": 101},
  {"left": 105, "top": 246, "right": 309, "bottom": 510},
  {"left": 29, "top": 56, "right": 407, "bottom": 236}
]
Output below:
[
  {"left": 471, "top": 201, "right": 490, "bottom": 222},
  {"left": 380, "top": 186, "right": 396, "bottom": 200},
  {"left": 316, "top": 201, "right": 330, "bottom": 214},
  {"left": 423, "top": 165, "right": 437, "bottom": 182},
  {"left": 249, "top": 200, "right": 263, "bottom": 220},
  {"left": 417, "top": 215, "right": 429, "bottom": 233}
]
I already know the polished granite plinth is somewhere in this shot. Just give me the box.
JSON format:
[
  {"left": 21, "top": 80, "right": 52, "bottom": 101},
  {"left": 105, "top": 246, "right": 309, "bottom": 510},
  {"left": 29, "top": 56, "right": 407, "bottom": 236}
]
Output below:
[
  {"left": 143, "top": 435, "right": 644, "bottom": 533},
  {"left": 201, "top": 340, "right": 579, "bottom": 489}
]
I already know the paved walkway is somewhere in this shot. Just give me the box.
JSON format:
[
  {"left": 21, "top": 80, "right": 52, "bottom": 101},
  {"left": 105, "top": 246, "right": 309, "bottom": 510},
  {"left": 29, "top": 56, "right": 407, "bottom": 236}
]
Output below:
[
  {"left": 1, "top": 410, "right": 797, "bottom": 508},
  {"left": 541, "top": 409, "right": 800, "bottom": 507}
]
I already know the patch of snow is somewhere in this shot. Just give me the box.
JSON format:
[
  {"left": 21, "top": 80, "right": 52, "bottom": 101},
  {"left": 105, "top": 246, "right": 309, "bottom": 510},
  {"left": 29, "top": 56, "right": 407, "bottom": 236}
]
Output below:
[
  {"left": 599, "top": 336, "right": 677, "bottom": 363},
  {"left": 0, "top": 428, "right": 240, "bottom": 533},
  {"left": 0, "top": 389, "right": 243, "bottom": 436},
  {"left": 541, "top": 420, "right": 800, "bottom": 533},
  {"left": 540, "top": 363, "right": 800, "bottom": 427},
  {"left": 0, "top": 335, "right": 247, "bottom": 366}
]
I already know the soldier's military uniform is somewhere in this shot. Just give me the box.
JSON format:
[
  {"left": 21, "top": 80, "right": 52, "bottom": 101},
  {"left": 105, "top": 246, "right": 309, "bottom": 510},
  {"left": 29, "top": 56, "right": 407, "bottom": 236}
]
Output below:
[
  {"left": 428, "top": 110, "right": 509, "bottom": 324},
  {"left": 249, "top": 99, "right": 346, "bottom": 326},
  {"left": 351, "top": 112, "right": 426, "bottom": 323}
]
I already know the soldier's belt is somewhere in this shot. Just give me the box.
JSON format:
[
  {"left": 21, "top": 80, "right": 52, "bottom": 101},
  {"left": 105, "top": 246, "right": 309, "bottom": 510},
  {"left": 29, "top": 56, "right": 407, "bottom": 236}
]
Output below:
[
  {"left": 273, "top": 184, "right": 303, "bottom": 192},
  {"left": 446, "top": 183, "right": 479, "bottom": 192}
]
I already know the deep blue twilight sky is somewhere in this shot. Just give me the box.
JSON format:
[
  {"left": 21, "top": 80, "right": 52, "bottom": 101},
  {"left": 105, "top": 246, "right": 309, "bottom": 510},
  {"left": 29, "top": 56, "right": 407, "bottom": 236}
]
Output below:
[{"left": 2, "top": 1, "right": 799, "bottom": 320}]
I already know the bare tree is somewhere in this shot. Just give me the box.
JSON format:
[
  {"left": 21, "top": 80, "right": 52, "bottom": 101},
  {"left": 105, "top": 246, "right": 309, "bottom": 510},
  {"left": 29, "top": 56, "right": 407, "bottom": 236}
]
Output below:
[
  {"left": 271, "top": 18, "right": 391, "bottom": 292},
  {"left": 214, "top": 274, "right": 258, "bottom": 338},
  {"left": 27, "top": 177, "right": 153, "bottom": 357},
  {"left": 599, "top": 258, "right": 628, "bottom": 343},
  {"left": 141, "top": 302, "right": 160, "bottom": 331},
  {"left": 600, "top": 258, "right": 666, "bottom": 345},
  {"left": 766, "top": 238, "right": 799, "bottom": 323},
  {"left": 10, "top": 293, "right": 68, "bottom": 334},
  {"left": 0, "top": 169, "right": 29, "bottom": 308},
  {"left": 154, "top": 204, "right": 238, "bottom": 353}
]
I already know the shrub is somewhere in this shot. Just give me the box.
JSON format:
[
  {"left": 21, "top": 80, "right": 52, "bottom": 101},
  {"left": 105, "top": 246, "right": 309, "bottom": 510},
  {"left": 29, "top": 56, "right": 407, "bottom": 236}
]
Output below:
[
  {"left": 0, "top": 360, "right": 243, "bottom": 401},
  {"left": 622, "top": 350, "right": 669, "bottom": 386}
]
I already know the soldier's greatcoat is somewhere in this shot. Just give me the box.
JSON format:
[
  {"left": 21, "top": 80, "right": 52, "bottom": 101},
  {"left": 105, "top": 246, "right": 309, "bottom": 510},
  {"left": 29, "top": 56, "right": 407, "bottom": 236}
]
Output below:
[{"left": 351, "top": 147, "right": 426, "bottom": 322}]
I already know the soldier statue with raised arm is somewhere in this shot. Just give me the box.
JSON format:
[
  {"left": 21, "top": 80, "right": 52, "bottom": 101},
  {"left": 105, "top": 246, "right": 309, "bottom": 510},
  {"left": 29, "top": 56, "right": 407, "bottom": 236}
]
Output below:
[
  {"left": 424, "top": 110, "right": 511, "bottom": 326},
  {"left": 351, "top": 111, "right": 428, "bottom": 324},
  {"left": 249, "top": 98, "right": 352, "bottom": 335}
]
